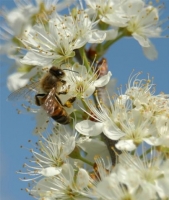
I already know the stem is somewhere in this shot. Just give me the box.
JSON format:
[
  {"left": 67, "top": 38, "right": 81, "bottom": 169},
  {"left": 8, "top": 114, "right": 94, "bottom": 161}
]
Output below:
[
  {"left": 103, "top": 32, "right": 125, "bottom": 50},
  {"left": 96, "top": 32, "right": 125, "bottom": 59},
  {"left": 78, "top": 155, "right": 94, "bottom": 166},
  {"left": 74, "top": 49, "right": 83, "bottom": 64},
  {"left": 81, "top": 99, "right": 88, "bottom": 111},
  {"left": 93, "top": 58, "right": 121, "bottom": 165},
  {"left": 69, "top": 146, "right": 94, "bottom": 166},
  {"left": 79, "top": 46, "right": 90, "bottom": 70},
  {"left": 139, "top": 148, "right": 151, "bottom": 159}
]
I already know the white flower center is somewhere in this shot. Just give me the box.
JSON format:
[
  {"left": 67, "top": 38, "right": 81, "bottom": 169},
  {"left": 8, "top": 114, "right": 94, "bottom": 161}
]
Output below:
[
  {"left": 75, "top": 81, "right": 87, "bottom": 96},
  {"left": 142, "top": 168, "right": 162, "bottom": 183},
  {"left": 127, "top": 18, "right": 141, "bottom": 34}
]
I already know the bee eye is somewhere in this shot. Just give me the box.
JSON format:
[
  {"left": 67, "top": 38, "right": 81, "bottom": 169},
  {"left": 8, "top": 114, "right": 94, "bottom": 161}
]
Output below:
[
  {"left": 49, "top": 67, "right": 64, "bottom": 77},
  {"left": 57, "top": 70, "right": 63, "bottom": 75}
]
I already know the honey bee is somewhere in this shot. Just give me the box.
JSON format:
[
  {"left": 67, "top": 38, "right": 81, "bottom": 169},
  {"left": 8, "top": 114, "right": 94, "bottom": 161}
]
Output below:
[{"left": 8, "top": 66, "right": 76, "bottom": 124}]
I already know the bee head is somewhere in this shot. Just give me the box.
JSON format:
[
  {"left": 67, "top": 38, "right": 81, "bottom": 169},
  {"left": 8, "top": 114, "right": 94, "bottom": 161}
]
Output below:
[{"left": 49, "top": 66, "right": 65, "bottom": 78}]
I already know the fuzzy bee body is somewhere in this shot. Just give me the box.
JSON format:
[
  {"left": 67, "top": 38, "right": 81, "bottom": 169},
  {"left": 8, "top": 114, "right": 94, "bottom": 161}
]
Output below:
[
  {"left": 35, "top": 88, "right": 70, "bottom": 125},
  {"left": 8, "top": 66, "right": 76, "bottom": 125}
]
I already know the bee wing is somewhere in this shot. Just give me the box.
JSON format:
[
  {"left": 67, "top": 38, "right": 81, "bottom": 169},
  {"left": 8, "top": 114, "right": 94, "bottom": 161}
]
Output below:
[
  {"left": 44, "top": 88, "right": 57, "bottom": 115},
  {"left": 8, "top": 81, "right": 41, "bottom": 101}
]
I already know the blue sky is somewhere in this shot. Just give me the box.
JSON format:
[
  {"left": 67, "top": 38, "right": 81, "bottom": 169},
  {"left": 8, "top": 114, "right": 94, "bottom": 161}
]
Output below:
[{"left": 0, "top": 1, "right": 169, "bottom": 200}]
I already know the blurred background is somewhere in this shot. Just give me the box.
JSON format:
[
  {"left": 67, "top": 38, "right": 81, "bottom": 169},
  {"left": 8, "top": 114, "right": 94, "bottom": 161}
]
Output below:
[{"left": 0, "top": 0, "right": 169, "bottom": 199}]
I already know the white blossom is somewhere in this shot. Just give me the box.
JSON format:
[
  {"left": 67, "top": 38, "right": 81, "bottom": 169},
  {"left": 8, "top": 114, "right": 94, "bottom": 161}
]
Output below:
[
  {"left": 20, "top": 10, "right": 106, "bottom": 66},
  {"left": 122, "top": 0, "right": 161, "bottom": 59},
  {"left": 96, "top": 172, "right": 149, "bottom": 200},
  {"left": 75, "top": 72, "right": 169, "bottom": 151},
  {"left": 99, "top": 0, "right": 163, "bottom": 59},
  {"left": 144, "top": 115, "right": 169, "bottom": 149},
  {"left": 29, "top": 164, "right": 95, "bottom": 199},
  {"left": 75, "top": 84, "right": 157, "bottom": 151},
  {"left": 7, "top": 72, "right": 29, "bottom": 92},
  {"left": 0, "top": 0, "right": 75, "bottom": 58},
  {"left": 2, "top": 1, "right": 169, "bottom": 199},
  {"left": 86, "top": 0, "right": 128, "bottom": 27},
  {"left": 122, "top": 0, "right": 162, "bottom": 46},
  {"left": 18, "top": 125, "right": 77, "bottom": 180},
  {"left": 119, "top": 151, "right": 169, "bottom": 199},
  {"left": 65, "top": 63, "right": 112, "bottom": 99}
]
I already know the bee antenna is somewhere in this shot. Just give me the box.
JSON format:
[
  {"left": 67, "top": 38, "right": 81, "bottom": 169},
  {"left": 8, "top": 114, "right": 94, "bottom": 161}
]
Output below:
[{"left": 62, "top": 69, "right": 79, "bottom": 74}]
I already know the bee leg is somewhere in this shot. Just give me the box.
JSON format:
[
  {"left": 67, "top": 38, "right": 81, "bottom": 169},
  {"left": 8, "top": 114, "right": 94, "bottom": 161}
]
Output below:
[
  {"left": 35, "top": 94, "right": 47, "bottom": 106},
  {"left": 61, "top": 80, "right": 66, "bottom": 85},
  {"left": 58, "top": 91, "right": 68, "bottom": 95},
  {"left": 64, "top": 97, "right": 76, "bottom": 108},
  {"left": 55, "top": 95, "right": 64, "bottom": 106}
]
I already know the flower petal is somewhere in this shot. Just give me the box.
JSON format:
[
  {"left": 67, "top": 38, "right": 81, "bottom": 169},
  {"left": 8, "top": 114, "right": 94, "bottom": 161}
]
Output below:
[
  {"left": 122, "top": 0, "right": 145, "bottom": 16},
  {"left": 61, "top": 163, "right": 74, "bottom": 185},
  {"left": 132, "top": 33, "right": 150, "bottom": 47},
  {"left": 76, "top": 168, "right": 90, "bottom": 189},
  {"left": 7, "top": 72, "right": 29, "bottom": 92},
  {"left": 105, "top": 29, "right": 118, "bottom": 40},
  {"left": 20, "top": 52, "right": 52, "bottom": 66},
  {"left": 142, "top": 42, "right": 158, "bottom": 60},
  {"left": 75, "top": 120, "right": 103, "bottom": 136},
  {"left": 94, "top": 71, "right": 112, "bottom": 87},
  {"left": 61, "top": 136, "right": 75, "bottom": 157},
  {"left": 115, "top": 140, "right": 136, "bottom": 151},
  {"left": 33, "top": 108, "right": 49, "bottom": 135},
  {"left": 79, "top": 138, "right": 110, "bottom": 166},
  {"left": 88, "top": 30, "right": 106, "bottom": 43},
  {"left": 83, "top": 85, "right": 95, "bottom": 98},
  {"left": 103, "top": 124, "right": 125, "bottom": 140},
  {"left": 39, "top": 167, "right": 62, "bottom": 176},
  {"left": 143, "top": 136, "right": 160, "bottom": 146}
]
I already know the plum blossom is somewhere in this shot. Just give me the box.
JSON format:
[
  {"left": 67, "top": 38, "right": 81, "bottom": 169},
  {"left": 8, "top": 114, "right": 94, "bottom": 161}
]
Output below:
[
  {"left": 97, "top": 0, "right": 163, "bottom": 59},
  {"left": 2, "top": 1, "right": 169, "bottom": 199},
  {"left": 75, "top": 73, "right": 161, "bottom": 151},
  {"left": 65, "top": 63, "right": 112, "bottom": 99},
  {"left": 7, "top": 71, "right": 29, "bottom": 92},
  {"left": 119, "top": 152, "right": 169, "bottom": 199},
  {"left": 20, "top": 10, "right": 106, "bottom": 66},
  {"left": 0, "top": 0, "right": 67, "bottom": 57},
  {"left": 18, "top": 126, "right": 77, "bottom": 179},
  {"left": 28, "top": 164, "right": 95, "bottom": 199},
  {"left": 86, "top": 0, "right": 128, "bottom": 27}
]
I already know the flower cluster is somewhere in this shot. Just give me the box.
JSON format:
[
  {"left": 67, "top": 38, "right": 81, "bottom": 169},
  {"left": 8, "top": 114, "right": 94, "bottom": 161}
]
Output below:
[
  {"left": 76, "top": 72, "right": 169, "bottom": 152},
  {"left": 1, "top": 0, "right": 169, "bottom": 199}
]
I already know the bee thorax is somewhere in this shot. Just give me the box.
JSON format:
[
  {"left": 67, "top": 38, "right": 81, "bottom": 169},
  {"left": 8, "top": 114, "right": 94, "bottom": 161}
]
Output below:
[{"left": 40, "top": 74, "right": 62, "bottom": 93}]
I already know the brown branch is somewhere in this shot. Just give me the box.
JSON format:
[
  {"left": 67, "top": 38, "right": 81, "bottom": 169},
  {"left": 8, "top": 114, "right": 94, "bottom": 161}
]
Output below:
[{"left": 96, "top": 58, "right": 121, "bottom": 166}]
